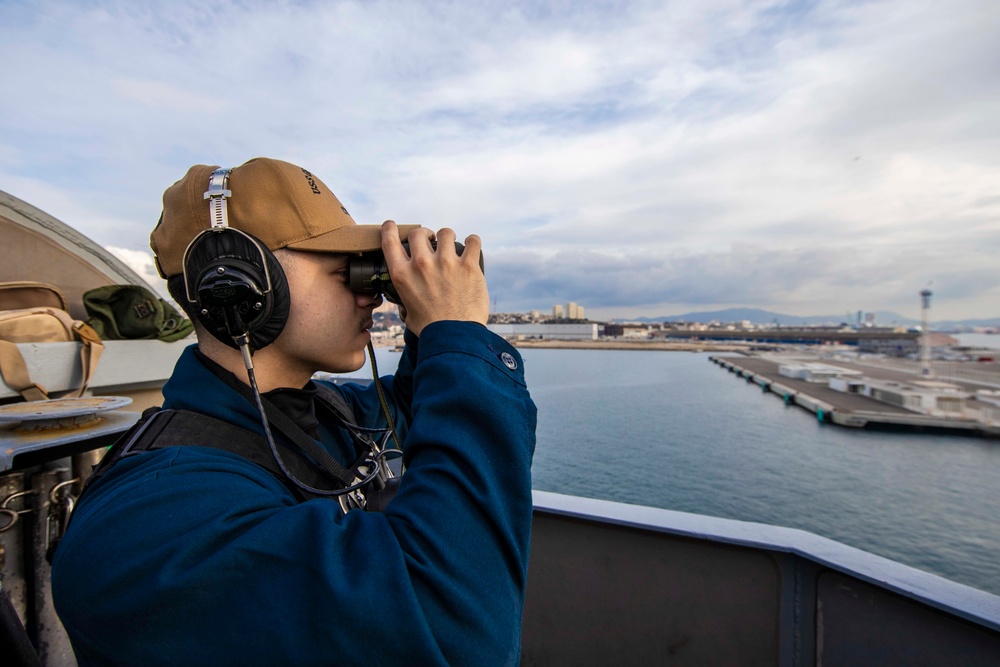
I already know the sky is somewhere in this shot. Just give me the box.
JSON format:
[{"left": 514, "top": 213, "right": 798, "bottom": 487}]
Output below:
[{"left": 1, "top": 0, "right": 998, "bottom": 322}]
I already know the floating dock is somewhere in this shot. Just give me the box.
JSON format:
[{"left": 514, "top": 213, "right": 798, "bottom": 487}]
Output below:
[{"left": 710, "top": 355, "right": 1000, "bottom": 438}]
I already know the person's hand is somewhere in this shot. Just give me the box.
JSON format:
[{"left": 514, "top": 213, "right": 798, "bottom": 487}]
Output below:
[{"left": 381, "top": 220, "right": 488, "bottom": 336}]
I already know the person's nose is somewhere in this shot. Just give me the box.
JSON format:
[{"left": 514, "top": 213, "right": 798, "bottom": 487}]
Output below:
[{"left": 356, "top": 290, "right": 383, "bottom": 309}]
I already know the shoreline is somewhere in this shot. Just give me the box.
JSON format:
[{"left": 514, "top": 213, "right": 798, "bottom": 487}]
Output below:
[{"left": 507, "top": 339, "right": 751, "bottom": 352}]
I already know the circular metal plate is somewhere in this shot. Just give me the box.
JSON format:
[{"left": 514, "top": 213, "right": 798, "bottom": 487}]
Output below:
[{"left": 0, "top": 396, "right": 133, "bottom": 423}]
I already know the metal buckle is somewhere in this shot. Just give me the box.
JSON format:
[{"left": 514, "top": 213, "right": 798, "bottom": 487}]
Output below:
[{"left": 203, "top": 168, "right": 232, "bottom": 231}]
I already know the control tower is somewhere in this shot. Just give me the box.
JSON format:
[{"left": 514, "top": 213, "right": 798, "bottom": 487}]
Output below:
[{"left": 920, "top": 288, "right": 934, "bottom": 377}]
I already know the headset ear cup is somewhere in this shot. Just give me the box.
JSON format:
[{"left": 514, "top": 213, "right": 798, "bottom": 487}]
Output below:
[
  {"left": 184, "top": 230, "right": 290, "bottom": 351},
  {"left": 246, "top": 247, "right": 289, "bottom": 350}
]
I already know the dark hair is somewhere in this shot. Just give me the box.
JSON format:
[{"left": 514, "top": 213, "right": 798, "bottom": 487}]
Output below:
[{"left": 166, "top": 274, "right": 201, "bottom": 322}]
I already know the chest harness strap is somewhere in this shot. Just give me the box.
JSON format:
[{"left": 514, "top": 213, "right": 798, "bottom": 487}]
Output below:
[{"left": 82, "top": 384, "right": 400, "bottom": 508}]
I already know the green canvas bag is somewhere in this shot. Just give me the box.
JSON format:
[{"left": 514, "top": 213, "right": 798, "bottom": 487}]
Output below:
[{"left": 83, "top": 285, "right": 194, "bottom": 342}]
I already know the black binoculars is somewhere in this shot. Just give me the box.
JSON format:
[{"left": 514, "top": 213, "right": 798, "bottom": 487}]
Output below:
[{"left": 348, "top": 241, "right": 485, "bottom": 306}]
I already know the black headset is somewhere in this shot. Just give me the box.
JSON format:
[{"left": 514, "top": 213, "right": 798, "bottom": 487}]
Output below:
[
  {"left": 171, "top": 167, "right": 408, "bottom": 509},
  {"left": 181, "top": 168, "right": 290, "bottom": 352},
  {"left": 178, "top": 168, "right": 392, "bottom": 507}
]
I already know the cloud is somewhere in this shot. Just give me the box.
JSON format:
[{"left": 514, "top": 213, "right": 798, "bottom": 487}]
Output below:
[
  {"left": 486, "top": 237, "right": 1000, "bottom": 321},
  {"left": 111, "top": 79, "right": 227, "bottom": 113},
  {"left": 104, "top": 246, "right": 168, "bottom": 297},
  {"left": 1, "top": 0, "right": 998, "bottom": 320}
]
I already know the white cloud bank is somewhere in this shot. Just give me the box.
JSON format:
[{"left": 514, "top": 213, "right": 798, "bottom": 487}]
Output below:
[
  {"left": 104, "top": 246, "right": 168, "bottom": 298},
  {"left": 1, "top": 0, "right": 998, "bottom": 320}
]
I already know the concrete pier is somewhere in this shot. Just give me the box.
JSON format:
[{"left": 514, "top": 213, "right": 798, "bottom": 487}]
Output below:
[{"left": 711, "top": 355, "right": 1000, "bottom": 438}]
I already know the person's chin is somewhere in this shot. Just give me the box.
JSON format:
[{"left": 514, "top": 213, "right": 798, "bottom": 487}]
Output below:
[{"left": 347, "top": 349, "right": 369, "bottom": 373}]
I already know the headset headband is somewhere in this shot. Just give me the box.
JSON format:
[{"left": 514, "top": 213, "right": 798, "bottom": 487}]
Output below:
[{"left": 204, "top": 167, "right": 233, "bottom": 230}]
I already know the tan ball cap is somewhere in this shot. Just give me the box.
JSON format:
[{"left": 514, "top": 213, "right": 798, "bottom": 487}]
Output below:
[{"left": 151, "top": 157, "right": 418, "bottom": 278}]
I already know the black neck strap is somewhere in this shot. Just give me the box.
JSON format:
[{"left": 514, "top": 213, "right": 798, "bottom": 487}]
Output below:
[{"left": 195, "top": 350, "right": 362, "bottom": 487}]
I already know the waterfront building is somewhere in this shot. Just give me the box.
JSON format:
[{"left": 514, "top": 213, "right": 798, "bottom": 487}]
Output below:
[
  {"left": 860, "top": 379, "right": 968, "bottom": 416},
  {"left": 553, "top": 304, "right": 564, "bottom": 319},
  {"left": 975, "top": 391, "right": 1000, "bottom": 425},
  {"left": 657, "top": 328, "right": 919, "bottom": 354},
  {"left": 857, "top": 334, "right": 919, "bottom": 357},
  {"left": 779, "top": 363, "right": 862, "bottom": 383},
  {"left": 487, "top": 322, "right": 599, "bottom": 341},
  {"left": 620, "top": 324, "right": 652, "bottom": 339}
]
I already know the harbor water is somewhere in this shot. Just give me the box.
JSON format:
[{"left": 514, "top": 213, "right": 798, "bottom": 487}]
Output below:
[
  {"left": 368, "top": 346, "right": 1000, "bottom": 596},
  {"left": 955, "top": 332, "right": 1000, "bottom": 351}
]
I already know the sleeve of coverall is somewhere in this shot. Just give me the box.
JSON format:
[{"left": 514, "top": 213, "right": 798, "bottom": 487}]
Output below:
[{"left": 381, "top": 321, "right": 537, "bottom": 665}]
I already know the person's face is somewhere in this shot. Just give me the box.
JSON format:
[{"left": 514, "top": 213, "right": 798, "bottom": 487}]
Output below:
[{"left": 271, "top": 250, "right": 381, "bottom": 377}]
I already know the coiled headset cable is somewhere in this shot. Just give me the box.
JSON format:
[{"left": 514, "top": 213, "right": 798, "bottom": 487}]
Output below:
[{"left": 235, "top": 332, "right": 385, "bottom": 507}]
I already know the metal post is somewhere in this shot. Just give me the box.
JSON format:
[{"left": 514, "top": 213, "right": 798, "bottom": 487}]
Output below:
[
  {"left": 70, "top": 449, "right": 104, "bottom": 497},
  {"left": 29, "top": 468, "right": 77, "bottom": 667},
  {"left": 0, "top": 472, "right": 28, "bottom": 625},
  {"left": 1, "top": 576, "right": 41, "bottom": 667}
]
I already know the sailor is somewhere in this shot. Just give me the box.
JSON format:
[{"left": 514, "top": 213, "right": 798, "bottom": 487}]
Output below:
[{"left": 51, "top": 157, "right": 537, "bottom": 666}]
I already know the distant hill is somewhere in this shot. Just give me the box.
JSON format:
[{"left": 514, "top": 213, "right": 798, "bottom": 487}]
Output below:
[
  {"left": 934, "top": 318, "right": 1000, "bottom": 330},
  {"left": 615, "top": 308, "right": 1000, "bottom": 328}
]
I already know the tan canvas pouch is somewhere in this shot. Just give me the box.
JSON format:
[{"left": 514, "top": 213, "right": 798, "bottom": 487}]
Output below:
[
  {"left": 0, "top": 306, "right": 104, "bottom": 402},
  {"left": 0, "top": 281, "right": 68, "bottom": 312}
]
